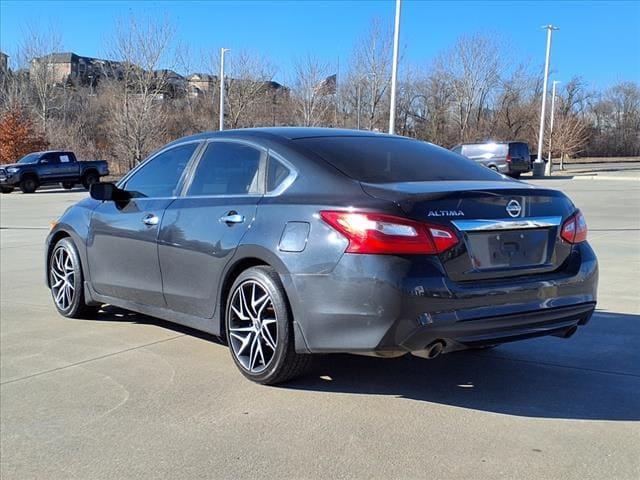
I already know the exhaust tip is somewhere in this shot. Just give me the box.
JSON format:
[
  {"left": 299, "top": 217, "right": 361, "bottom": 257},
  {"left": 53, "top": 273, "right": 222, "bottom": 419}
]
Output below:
[{"left": 425, "top": 341, "right": 445, "bottom": 359}]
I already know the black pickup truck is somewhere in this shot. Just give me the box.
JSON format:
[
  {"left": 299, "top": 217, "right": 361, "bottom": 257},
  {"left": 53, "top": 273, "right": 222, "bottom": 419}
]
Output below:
[{"left": 0, "top": 151, "right": 109, "bottom": 194}]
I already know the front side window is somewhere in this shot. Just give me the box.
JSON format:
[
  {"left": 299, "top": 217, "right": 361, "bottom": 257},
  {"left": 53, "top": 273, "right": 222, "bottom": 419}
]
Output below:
[
  {"left": 187, "top": 142, "right": 264, "bottom": 196},
  {"left": 125, "top": 143, "right": 199, "bottom": 198}
]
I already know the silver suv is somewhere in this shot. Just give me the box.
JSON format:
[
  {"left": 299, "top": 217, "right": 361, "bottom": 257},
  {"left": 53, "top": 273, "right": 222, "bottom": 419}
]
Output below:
[{"left": 452, "top": 141, "right": 532, "bottom": 178}]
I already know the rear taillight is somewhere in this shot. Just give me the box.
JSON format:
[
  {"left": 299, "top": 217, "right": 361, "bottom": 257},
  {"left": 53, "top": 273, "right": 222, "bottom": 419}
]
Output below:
[
  {"left": 506, "top": 153, "right": 512, "bottom": 163},
  {"left": 320, "top": 211, "right": 458, "bottom": 255},
  {"left": 561, "top": 210, "right": 588, "bottom": 244}
]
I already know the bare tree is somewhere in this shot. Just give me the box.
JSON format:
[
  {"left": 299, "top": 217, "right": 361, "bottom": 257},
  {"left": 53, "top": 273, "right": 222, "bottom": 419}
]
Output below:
[
  {"left": 19, "top": 25, "right": 62, "bottom": 135},
  {"left": 350, "top": 19, "right": 393, "bottom": 130},
  {"left": 218, "top": 51, "right": 277, "bottom": 129},
  {"left": 441, "top": 34, "right": 501, "bottom": 142},
  {"left": 105, "top": 16, "right": 175, "bottom": 169},
  {"left": 291, "top": 55, "right": 333, "bottom": 126}
]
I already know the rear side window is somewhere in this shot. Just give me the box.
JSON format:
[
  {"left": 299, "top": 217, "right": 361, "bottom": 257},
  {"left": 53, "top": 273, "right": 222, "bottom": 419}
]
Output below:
[
  {"left": 188, "top": 142, "right": 264, "bottom": 196},
  {"left": 509, "top": 142, "right": 530, "bottom": 158},
  {"left": 295, "top": 136, "right": 501, "bottom": 183},
  {"left": 267, "top": 156, "right": 291, "bottom": 192}
]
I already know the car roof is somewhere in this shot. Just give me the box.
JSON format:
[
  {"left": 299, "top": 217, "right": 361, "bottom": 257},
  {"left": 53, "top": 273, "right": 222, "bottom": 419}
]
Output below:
[
  {"left": 169, "top": 127, "right": 404, "bottom": 145},
  {"left": 31, "top": 150, "right": 73, "bottom": 155}
]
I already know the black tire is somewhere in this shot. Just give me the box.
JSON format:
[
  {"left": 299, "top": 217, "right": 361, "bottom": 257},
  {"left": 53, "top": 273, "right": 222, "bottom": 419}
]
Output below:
[
  {"left": 81, "top": 171, "right": 99, "bottom": 190},
  {"left": 225, "top": 266, "right": 311, "bottom": 385},
  {"left": 48, "top": 237, "right": 99, "bottom": 318},
  {"left": 510, "top": 172, "right": 521, "bottom": 179},
  {"left": 0, "top": 186, "right": 13, "bottom": 194},
  {"left": 61, "top": 182, "right": 75, "bottom": 190},
  {"left": 489, "top": 165, "right": 499, "bottom": 172},
  {"left": 20, "top": 177, "right": 38, "bottom": 193},
  {"left": 19, "top": 176, "right": 38, "bottom": 193}
]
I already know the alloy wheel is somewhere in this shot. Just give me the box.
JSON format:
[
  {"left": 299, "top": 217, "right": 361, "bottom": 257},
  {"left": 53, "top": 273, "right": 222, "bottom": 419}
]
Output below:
[
  {"left": 228, "top": 280, "right": 278, "bottom": 373},
  {"left": 50, "top": 246, "right": 76, "bottom": 311}
]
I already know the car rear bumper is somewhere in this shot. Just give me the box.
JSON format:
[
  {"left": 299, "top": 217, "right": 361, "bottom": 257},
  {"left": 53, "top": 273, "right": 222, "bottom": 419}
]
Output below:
[{"left": 283, "top": 242, "right": 598, "bottom": 354}]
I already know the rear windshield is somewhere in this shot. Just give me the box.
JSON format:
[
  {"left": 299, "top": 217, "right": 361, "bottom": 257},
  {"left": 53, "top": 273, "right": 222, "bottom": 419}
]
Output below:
[
  {"left": 295, "top": 136, "right": 502, "bottom": 183},
  {"left": 509, "top": 142, "right": 530, "bottom": 158}
]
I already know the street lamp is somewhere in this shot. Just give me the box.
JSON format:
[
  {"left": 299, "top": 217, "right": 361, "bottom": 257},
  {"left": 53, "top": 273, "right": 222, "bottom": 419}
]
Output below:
[
  {"left": 219, "top": 47, "right": 230, "bottom": 131},
  {"left": 533, "top": 24, "right": 559, "bottom": 177},
  {"left": 388, "top": 0, "right": 402, "bottom": 135},
  {"left": 546, "top": 80, "right": 561, "bottom": 175}
]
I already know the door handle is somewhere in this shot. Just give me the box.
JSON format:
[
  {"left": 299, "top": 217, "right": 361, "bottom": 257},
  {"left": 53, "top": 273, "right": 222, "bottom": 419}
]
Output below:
[
  {"left": 219, "top": 213, "right": 244, "bottom": 224},
  {"left": 142, "top": 213, "right": 159, "bottom": 226}
]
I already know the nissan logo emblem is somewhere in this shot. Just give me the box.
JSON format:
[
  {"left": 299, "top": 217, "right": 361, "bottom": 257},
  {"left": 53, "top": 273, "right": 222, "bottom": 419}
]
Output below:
[{"left": 506, "top": 199, "right": 522, "bottom": 218}]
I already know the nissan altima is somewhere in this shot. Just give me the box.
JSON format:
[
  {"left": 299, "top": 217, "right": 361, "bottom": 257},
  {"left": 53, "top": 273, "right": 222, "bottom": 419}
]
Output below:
[{"left": 46, "top": 128, "right": 598, "bottom": 384}]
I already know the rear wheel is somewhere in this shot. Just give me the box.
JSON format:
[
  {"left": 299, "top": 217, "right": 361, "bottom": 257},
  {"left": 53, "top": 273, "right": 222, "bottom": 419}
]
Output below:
[
  {"left": 1, "top": 186, "right": 13, "bottom": 194},
  {"left": 19, "top": 176, "right": 38, "bottom": 193},
  {"left": 226, "top": 266, "right": 311, "bottom": 385},
  {"left": 49, "top": 237, "right": 98, "bottom": 318},
  {"left": 61, "top": 182, "right": 75, "bottom": 190},
  {"left": 510, "top": 172, "right": 521, "bottom": 179},
  {"left": 81, "top": 171, "right": 99, "bottom": 190}
]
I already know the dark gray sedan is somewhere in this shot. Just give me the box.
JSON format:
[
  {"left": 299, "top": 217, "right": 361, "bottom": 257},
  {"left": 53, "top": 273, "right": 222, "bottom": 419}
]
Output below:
[{"left": 46, "top": 128, "right": 598, "bottom": 384}]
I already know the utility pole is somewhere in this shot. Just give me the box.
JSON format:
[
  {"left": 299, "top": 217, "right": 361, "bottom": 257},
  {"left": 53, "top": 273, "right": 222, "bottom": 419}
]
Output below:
[
  {"left": 356, "top": 82, "right": 361, "bottom": 130},
  {"left": 533, "top": 24, "right": 559, "bottom": 177},
  {"left": 546, "top": 80, "right": 560, "bottom": 175},
  {"left": 388, "top": 0, "right": 402, "bottom": 134},
  {"left": 219, "top": 48, "right": 230, "bottom": 131}
]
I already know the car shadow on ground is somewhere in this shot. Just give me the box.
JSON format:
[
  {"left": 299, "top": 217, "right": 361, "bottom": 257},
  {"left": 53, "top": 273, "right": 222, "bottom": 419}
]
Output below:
[
  {"left": 285, "top": 310, "right": 640, "bottom": 422},
  {"left": 86, "top": 307, "right": 640, "bottom": 422}
]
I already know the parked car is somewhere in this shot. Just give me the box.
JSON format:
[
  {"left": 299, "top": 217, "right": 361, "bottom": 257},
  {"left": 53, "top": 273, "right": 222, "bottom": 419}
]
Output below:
[
  {"left": 46, "top": 129, "right": 597, "bottom": 384},
  {"left": 0, "top": 151, "right": 109, "bottom": 194},
  {"left": 451, "top": 141, "right": 532, "bottom": 177}
]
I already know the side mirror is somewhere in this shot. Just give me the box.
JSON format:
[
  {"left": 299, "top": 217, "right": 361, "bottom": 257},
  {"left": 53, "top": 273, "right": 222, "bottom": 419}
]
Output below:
[{"left": 90, "top": 182, "right": 128, "bottom": 202}]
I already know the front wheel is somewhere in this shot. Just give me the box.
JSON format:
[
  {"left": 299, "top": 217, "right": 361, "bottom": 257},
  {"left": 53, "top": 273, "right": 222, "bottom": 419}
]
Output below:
[
  {"left": 49, "top": 237, "right": 98, "bottom": 318},
  {"left": 61, "top": 182, "right": 75, "bottom": 190},
  {"left": 226, "top": 266, "right": 311, "bottom": 385},
  {"left": 19, "top": 177, "right": 38, "bottom": 193}
]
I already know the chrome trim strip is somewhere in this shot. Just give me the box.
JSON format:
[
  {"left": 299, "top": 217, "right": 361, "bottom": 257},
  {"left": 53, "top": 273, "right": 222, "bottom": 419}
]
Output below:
[{"left": 452, "top": 216, "right": 562, "bottom": 231}]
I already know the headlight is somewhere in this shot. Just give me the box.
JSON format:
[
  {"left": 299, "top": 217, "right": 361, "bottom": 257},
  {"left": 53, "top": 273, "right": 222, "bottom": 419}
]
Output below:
[{"left": 6, "top": 167, "right": 19, "bottom": 173}]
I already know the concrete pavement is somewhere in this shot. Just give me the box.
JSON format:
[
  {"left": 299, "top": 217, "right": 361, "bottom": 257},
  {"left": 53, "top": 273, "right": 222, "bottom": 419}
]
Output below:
[{"left": 1, "top": 179, "right": 639, "bottom": 480}]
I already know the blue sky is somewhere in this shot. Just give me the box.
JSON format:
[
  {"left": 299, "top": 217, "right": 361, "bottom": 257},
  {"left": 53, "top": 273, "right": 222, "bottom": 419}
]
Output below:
[{"left": 1, "top": 0, "right": 639, "bottom": 89}]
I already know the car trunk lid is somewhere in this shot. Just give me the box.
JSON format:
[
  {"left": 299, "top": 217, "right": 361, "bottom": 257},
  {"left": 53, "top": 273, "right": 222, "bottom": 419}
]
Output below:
[{"left": 361, "top": 180, "right": 576, "bottom": 281}]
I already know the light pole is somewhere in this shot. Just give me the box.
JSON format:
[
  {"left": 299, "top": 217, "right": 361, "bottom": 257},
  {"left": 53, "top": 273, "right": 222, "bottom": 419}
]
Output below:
[
  {"left": 219, "top": 47, "right": 230, "bottom": 131},
  {"left": 533, "top": 24, "right": 559, "bottom": 177},
  {"left": 546, "top": 80, "right": 561, "bottom": 175},
  {"left": 388, "top": 0, "right": 402, "bottom": 134}
]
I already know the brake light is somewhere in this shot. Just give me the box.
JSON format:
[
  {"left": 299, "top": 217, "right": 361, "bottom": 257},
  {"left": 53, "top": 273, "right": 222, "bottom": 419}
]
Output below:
[
  {"left": 320, "top": 211, "right": 458, "bottom": 255},
  {"left": 506, "top": 153, "right": 512, "bottom": 163},
  {"left": 561, "top": 210, "right": 588, "bottom": 244}
]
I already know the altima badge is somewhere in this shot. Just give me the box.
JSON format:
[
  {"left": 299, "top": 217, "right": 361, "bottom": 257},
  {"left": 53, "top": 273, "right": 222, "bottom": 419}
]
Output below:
[
  {"left": 427, "top": 210, "right": 465, "bottom": 217},
  {"left": 506, "top": 199, "right": 522, "bottom": 218}
]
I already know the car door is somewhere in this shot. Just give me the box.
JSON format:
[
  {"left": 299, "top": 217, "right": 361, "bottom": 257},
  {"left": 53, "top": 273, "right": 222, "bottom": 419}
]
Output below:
[
  {"left": 38, "top": 153, "right": 61, "bottom": 180},
  {"left": 157, "top": 140, "right": 266, "bottom": 318},
  {"left": 86, "top": 142, "right": 201, "bottom": 306}
]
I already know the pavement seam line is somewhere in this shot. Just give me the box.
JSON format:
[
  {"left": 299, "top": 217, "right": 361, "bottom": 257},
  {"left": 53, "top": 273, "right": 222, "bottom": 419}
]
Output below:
[{"left": 0, "top": 333, "right": 186, "bottom": 386}]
